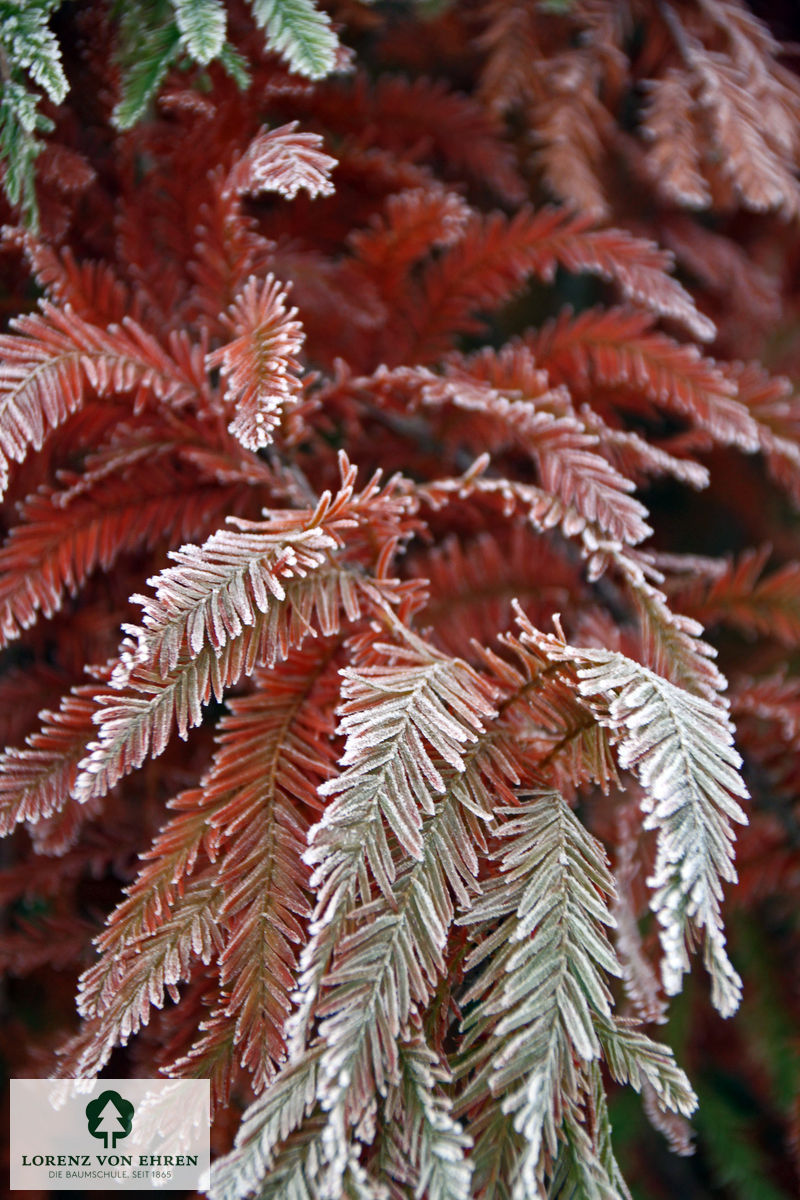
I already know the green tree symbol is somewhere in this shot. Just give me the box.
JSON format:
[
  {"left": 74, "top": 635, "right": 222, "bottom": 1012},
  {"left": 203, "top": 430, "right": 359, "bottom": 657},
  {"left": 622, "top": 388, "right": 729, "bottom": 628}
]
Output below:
[{"left": 85, "top": 1090, "right": 134, "bottom": 1149}]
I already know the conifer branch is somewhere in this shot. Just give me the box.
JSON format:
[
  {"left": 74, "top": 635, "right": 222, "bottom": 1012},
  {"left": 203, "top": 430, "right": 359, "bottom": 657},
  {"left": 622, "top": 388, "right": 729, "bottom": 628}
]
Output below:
[
  {"left": 521, "top": 619, "right": 748, "bottom": 1015},
  {"left": 382, "top": 1034, "right": 474, "bottom": 1200},
  {"left": 548, "top": 1064, "right": 632, "bottom": 1200},
  {"left": 456, "top": 793, "right": 623, "bottom": 1198},
  {"left": 412, "top": 209, "right": 713, "bottom": 361},
  {"left": 668, "top": 547, "right": 800, "bottom": 646},
  {"left": 248, "top": 0, "right": 340, "bottom": 81},
  {"left": 0, "top": 463, "right": 242, "bottom": 646},
  {"left": 530, "top": 306, "right": 758, "bottom": 452},
  {"left": 0, "top": 3, "right": 796, "bottom": 1193},
  {"left": 208, "top": 275, "right": 304, "bottom": 451},
  {"left": 0, "top": 304, "right": 199, "bottom": 497},
  {"left": 0, "top": 687, "right": 103, "bottom": 835},
  {"left": 456, "top": 793, "right": 695, "bottom": 1197}
]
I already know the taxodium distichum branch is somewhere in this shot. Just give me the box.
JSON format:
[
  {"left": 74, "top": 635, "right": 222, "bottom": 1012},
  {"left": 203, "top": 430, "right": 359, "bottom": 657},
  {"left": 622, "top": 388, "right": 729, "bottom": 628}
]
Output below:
[{"left": 1, "top": 3, "right": 800, "bottom": 1198}]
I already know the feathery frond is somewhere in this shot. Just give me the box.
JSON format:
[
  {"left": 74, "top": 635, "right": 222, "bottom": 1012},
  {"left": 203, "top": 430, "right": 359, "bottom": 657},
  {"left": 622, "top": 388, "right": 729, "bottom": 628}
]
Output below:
[
  {"left": 412, "top": 208, "right": 713, "bottom": 360},
  {"left": 0, "top": 304, "right": 197, "bottom": 496},
  {"left": 112, "top": 1, "right": 183, "bottom": 130},
  {"left": 522, "top": 621, "right": 748, "bottom": 1015},
  {"left": 0, "top": 460, "right": 241, "bottom": 646},
  {"left": 0, "top": 1, "right": 64, "bottom": 223},
  {"left": 76, "top": 643, "right": 338, "bottom": 1089},
  {"left": 62, "top": 872, "right": 224, "bottom": 1078},
  {"left": 0, "top": 687, "right": 102, "bottom": 836},
  {"left": 248, "top": 0, "right": 339, "bottom": 80},
  {"left": 211, "top": 650, "right": 338, "bottom": 1087},
  {"left": 669, "top": 547, "right": 800, "bottom": 646},
  {"left": 530, "top": 307, "right": 758, "bottom": 451},
  {"left": 291, "top": 633, "right": 497, "bottom": 1065},
  {"left": 457, "top": 793, "right": 695, "bottom": 1198},
  {"left": 207, "top": 275, "right": 304, "bottom": 451},
  {"left": 223, "top": 123, "right": 337, "bottom": 202},
  {"left": 421, "top": 369, "right": 652, "bottom": 547},
  {"left": 547, "top": 1063, "right": 633, "bottom": 1200},
  {"left": 208, "top": 1048, "right": 324, "bottom": 1200},
  {"left": 382, "top": 1034, "right": 473, "bottom": 1200},
  {"left": 74, "top": 466, "right": 415, "bottom": 803},
  {"left": 642, "top": 70, "right": 711, "bottom": 209},
  {"left": 173, "top": 0, "right": 227, "bottom": 64},
  {"left": 1, "top": 2, "right": 66, "bottom": 105},
  {"left": 1, "top": 3, "right": 796, "bottom": 1194},
  {"left": 0, "top": 78, "right": 52, "bottom": 225}
]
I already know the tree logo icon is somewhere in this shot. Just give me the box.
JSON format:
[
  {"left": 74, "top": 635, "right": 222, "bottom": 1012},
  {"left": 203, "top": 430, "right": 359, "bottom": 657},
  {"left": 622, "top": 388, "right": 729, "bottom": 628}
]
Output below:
[{"left": 85, "top": 1090, "right": 135, "bottom": 1149}]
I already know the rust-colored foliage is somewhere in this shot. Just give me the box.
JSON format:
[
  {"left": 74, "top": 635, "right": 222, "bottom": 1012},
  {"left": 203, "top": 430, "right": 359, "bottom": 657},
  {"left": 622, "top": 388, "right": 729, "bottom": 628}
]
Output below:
[{"left": 2, "top": 3, "right": 800, "bottom": 1198}]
